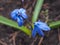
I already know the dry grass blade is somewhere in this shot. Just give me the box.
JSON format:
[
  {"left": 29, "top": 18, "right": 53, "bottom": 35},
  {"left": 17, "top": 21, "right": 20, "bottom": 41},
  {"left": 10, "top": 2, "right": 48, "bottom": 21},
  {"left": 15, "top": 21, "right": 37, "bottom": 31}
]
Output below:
[
  {"left": 31, "top": 37, "right": 37, "bottom": 45},
  {"left": 0, "top": 40, "right": 7, "bottom": 45},
  {"left": 38, "top": 37, "right": 43, "bottom": 45},
  {"left": 9, "top": 31, "right": 19, "bottom": 45}
]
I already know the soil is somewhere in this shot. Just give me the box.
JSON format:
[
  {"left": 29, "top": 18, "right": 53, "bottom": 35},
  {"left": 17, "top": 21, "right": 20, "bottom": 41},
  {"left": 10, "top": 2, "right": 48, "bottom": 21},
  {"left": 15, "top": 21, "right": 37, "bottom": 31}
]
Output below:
[{"left": 0, "top": 0, "right": 60, "bottom": 45}]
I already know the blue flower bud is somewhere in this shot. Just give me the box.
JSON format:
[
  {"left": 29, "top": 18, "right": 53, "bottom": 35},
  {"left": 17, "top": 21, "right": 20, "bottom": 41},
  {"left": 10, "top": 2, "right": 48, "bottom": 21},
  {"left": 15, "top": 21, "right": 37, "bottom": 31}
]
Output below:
[
  {"left": 32, "top": 20, "right": 51, "bottom": 38},
  {"left": 32, "top": 26, "right": 44, "bottom": 38},
  {"left": 10, "top": 8, "right": 28, "bottom": 26}
]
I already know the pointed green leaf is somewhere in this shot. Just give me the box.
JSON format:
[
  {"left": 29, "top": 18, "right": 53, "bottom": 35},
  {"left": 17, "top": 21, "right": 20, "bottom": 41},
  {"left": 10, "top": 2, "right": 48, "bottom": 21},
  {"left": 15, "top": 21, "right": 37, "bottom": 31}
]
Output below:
[
  {"left": 32, "top": 0, "right": 44, "bottom": 23},
  {"left": 49, "top": 21, "right": 60, "bottom": 29},
  {"left": 0, "top": 16, "right": 31, "bottom": 36},
  {"left": 0, "top": 16, "right": 60, "bottom": 37}
]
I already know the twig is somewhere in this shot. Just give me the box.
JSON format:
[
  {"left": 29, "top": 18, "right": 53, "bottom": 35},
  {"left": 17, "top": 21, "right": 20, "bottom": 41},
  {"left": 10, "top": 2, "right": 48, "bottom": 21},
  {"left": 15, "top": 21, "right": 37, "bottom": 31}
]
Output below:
[
  {"left": 0, "top": 40, "right": 7, "bottom": 45},
  {"left": 54, "top": 15, "right": 60, "bottom": 21},
  {"left": 31, "top": 37, "right": 37, "bottom": 45},
  {"left": 32, "top": 0, "right": 36, "bottom": 7},
  {"left": 9, "top": 31, "right": 19, "bottom": 45},
  {"left": 38, "top": 37, "right": 43, "bottom": 45}
]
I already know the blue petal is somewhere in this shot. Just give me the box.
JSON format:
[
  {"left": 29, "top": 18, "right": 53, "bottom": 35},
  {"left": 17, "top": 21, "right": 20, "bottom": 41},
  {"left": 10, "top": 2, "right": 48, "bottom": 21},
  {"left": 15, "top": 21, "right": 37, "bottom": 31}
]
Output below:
[
  {"left": 21, "top": 13, "right": 28, "bottom": 19},
  {"left": 18, "top": 8, "right": 26, "bottom": 14},
  {"left": 34, "top": 21, "right": 50, "bottom": 31},
  {"left": 17, "top": 16, "right": 24, "bottom": 26},
  {"left": 11, "top": 13, "right": 17, "bottom": 20},
  {"left": 39, "top": 25, "right": 50, "bottom": 31},
  {"left": 37, "top": 29, "right": 44, "bottom": 37},
  {"left": 32, "top": 26, "right": 37, "bottom": 38},
  {"left": 18, "top": 8, "right": 28, "bottom": 19},
  {"left": 11, "top": 9, "right": 19, "bottom": 20}
]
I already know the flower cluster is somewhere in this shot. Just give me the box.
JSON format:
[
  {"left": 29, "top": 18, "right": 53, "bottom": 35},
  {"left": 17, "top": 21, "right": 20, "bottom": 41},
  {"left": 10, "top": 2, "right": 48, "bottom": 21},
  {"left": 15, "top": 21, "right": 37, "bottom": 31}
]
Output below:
[
  {"left": 11, "top": 8, "right": 28, "bottom": 26},
  {"left": 32, "top": 20, "right": 50, "bottom": 38},
  {"left": 11, "top": 8, "right": 51, "bottom": 38}
]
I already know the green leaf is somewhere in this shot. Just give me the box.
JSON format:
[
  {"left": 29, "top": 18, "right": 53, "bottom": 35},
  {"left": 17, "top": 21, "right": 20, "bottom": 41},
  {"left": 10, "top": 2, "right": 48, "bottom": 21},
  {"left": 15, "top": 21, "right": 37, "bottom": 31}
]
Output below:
[
  {"left": 32, "top": 0, "right": 44, "bottom": 23},
  {"left": 0, "top": 16, "right": 60, "bottom": 37},
  {"left": 49, "top": 21, "right": 60, "bottom": 29},
  {"left": 0, "top": 16, "right": 31, "bottom": 36}
]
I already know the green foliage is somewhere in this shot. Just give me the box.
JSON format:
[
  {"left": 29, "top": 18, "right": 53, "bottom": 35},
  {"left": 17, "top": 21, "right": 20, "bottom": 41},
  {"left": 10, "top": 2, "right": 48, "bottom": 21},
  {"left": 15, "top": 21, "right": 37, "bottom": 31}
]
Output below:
[
  {"left": 0, "top": 16, "right": 31, "bottom": 36},
  {"left": 49, "top": 21, "right": 60, "bottom": 29},
  {"left": 0, "top": 16, "right": 60, "bottom": 36},
  {"left": 32, "top": 0, "right": 44, "bottom": 23},
  {"left": 0, "top": 0, "right": 44, "bottom": 36},
  {"left": 0, "top": 0, "right": 60, "bottom": 36}
]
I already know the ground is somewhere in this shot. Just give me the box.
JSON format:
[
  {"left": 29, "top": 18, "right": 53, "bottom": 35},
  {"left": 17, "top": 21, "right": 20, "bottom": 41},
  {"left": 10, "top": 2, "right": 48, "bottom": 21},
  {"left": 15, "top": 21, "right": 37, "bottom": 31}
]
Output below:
[{"left": 0, "top": 0, "right": 60, "bottom": 45}]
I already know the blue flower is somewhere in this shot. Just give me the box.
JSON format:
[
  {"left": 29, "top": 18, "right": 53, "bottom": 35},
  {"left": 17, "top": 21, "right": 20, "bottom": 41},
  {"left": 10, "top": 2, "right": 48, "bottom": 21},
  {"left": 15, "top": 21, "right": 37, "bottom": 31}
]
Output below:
[
  {"left": 32, "top": 20, "right": 50, "bottom": 38},
  {"left": 10, "top": 8, "right": 28, "bottom": 26}
]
